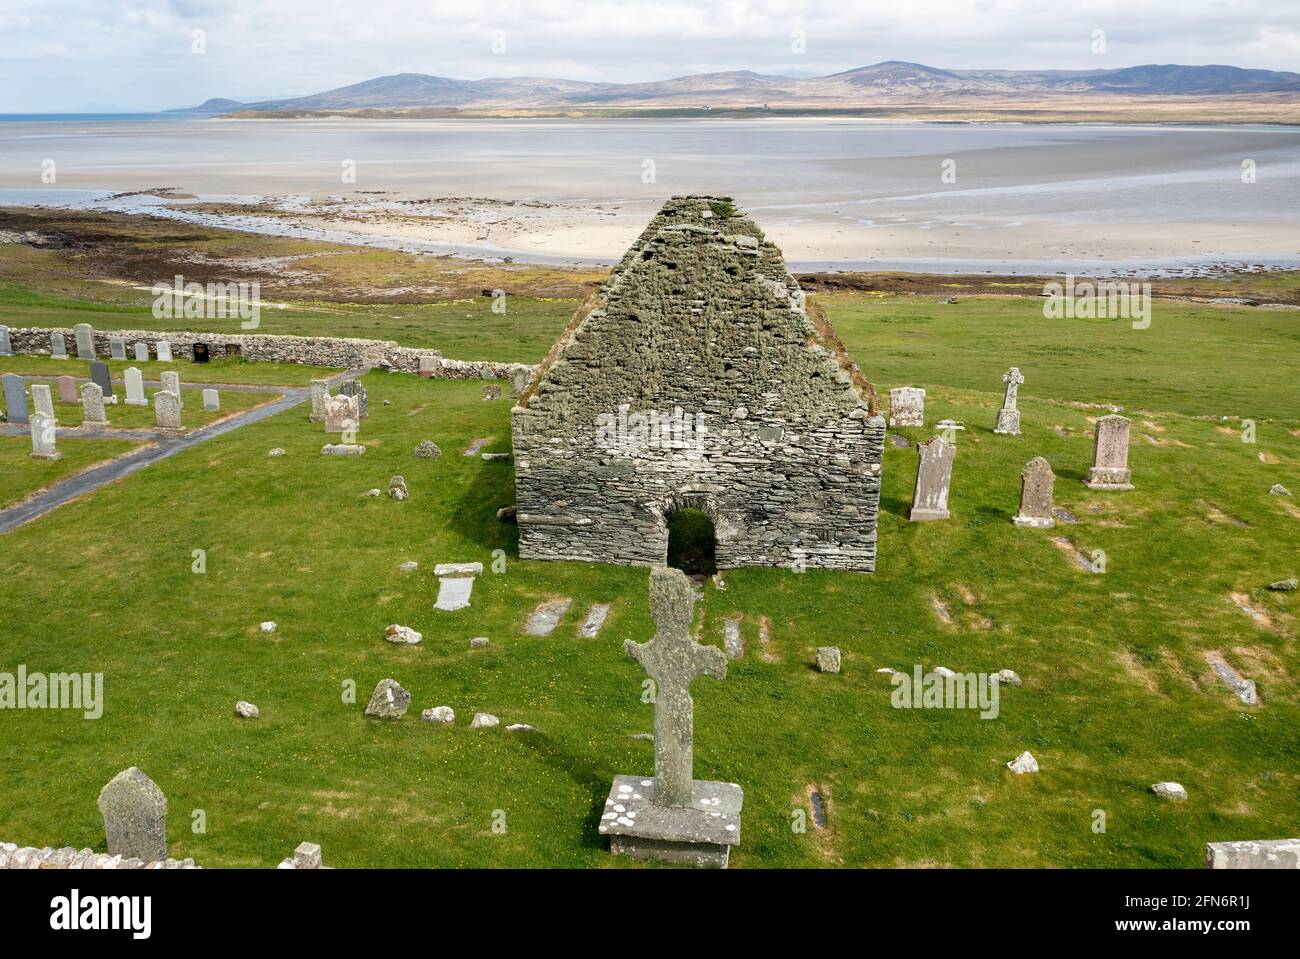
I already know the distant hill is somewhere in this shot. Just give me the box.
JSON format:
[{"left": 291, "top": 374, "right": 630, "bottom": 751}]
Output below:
[{"left": 185, "top": 61, "right": 1300, "bottom": 114}]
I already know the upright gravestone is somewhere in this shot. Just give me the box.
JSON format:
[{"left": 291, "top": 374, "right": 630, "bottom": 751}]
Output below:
[
  {"left": 134, "top": 342, "right": 149, "bottom": 362},
  {"left": 509, "top": 367, "right": 531, "bottom": 399},
  {"left": 29, "top": 412, "right": 60, "bottom": 460},
  {"left": 160, "top": 370, "right": 181, "bottom": 406},
  {"left": 202, "top": 388, "right": 219, "bottom": 411},
  {"left": 1013, "top": 456, "right": 1056, "bottom": 528},
  {"left": 601, "top": 567, "right": 742, "bottom": 868},
  {"left": 97, "top": 767, "right": 167, "bottom": 862},
  {"left": 30, "top": 383, "right": 55, "bottom": 420},
  {"left": 154, "top": 389, "right": 182, "bottom": 431},
  {"left": 57, "top": 375, "right": 77, "bottom": 404},
  {"left": 156, "top": 341, "right": 173, "bottom": 363},
  {"left": 74, "top": 323, "right": 96, "bottom": 360},
  {"left": 338, "top": 379, "right": 368, "bottom": 418},
  {"left": 0, "top": 324, "right": 10, "bottom": 356},
  {"left": 90, "top": 360, "right": 114, "bottom": 399},
  {"left": 3, "top": 373, "right": 30, "bottom": 426},
  {"left": 110, "top": 336, "right": 127, "bottom": 361},
  {"left": 1086, "top": 415, "right": 1135, "bottom": 490},
  {"left": 324, "top": 394, "right": 359, "bottom": 434},
  {"left": 309, "top": 380, "right": 330, "bottom": 422},
  {"left": 124, "top": 367, "right": 147, "bottom": 406},
  {"left": 50, "top": 332, "right": 68, "bottom": 360},
  {"left": 81, "top": 381, "right": 108, "bottom": 426},
  {"left": 908, "top": 436, "right": 956, "bottom": 521},
  {"left": 192, "top": 343, "right": 210, "bottom": 364},
  {"left": 994, "top": 367, "right": 1024, "bottom": 435},
  {"left": 418, "top": 354, "right": 438, "bottom": 379},
  {"left": 888, "top": 387, "right": 926, "bottom": 428}
]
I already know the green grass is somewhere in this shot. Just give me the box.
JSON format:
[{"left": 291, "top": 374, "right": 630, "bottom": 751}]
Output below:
[
  {"left": 0, "top": 352, "right": 1295, "bottom": 867},
  {"left": 0, "top": 435, "right": 140, "bottom": 509},
  {"left": 0, "top": 282, "right": 579, "bottom": 364}
]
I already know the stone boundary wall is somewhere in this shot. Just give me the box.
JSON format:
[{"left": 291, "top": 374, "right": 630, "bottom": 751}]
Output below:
[
  {"left": 0, "top": 841, "right": 198, "bottom": 869},
  {"left": 5, "top": 327, "right": 532, "bottom": 382}
]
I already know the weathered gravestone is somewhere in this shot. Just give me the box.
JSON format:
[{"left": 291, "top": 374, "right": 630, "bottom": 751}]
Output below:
[
  {"left": 30, "top": 383, "right": 54, "bottom": 421},
  {"left": 2, "top": 373, "right": 28, "bottom": 426},
  {"left": 134, "top": 342, "right": 149, "bottom": 362},
  {"left": 308, "top": 379, "right": 330, "bottom": 422},
  {"left": 50, "top": 332, "right": 68, "bottom": 359},
  {"left": 888, "top": 386, "right": 926, "bottom": 428},
  {"left": 338, "top": 379, "right": 368, "bottom": 418},
  {"left": 482, "top": 383, "right": 502, "bottom": 401},
  {"left": 434, "top": 562, "right": 483, "bottom": 611},
  {"left": 57, "top": 375, "right": 77, "bottom": 403},
  {"left": 90, "top": 360, "right": 114, "bottom": 398},
  {"left": 154, "top": 389, "right": 182, "bottom": 431},
  {"left": 1013, "top": 456, "right": 1056, "bottom": 528},
  {"left": 155, "top": 340, "right": 173, "bottom": 363},
  {"left": 74, "top": 323, "right": 96, "bottom": 360},
  {"left": 81, "top": 382, "right": 108, "bottom": 426},
  {"left": 994, "top": 367, "right": 1024, "bottom": 435},
  {"left": 110, "top": 336, "right": 127, "bottom": 360},
  {"left": 97, "top": 767, "right": 167, "bottom": 862},
  {"left": 1086, "top": 414, "right": 1134, "bottom": 490},
  {"left": 418, "top": 354, "right": 437, "bottom": 379},
  {"left": 124, "top": 367, "right": 147, "bottom": 406},
  {"left": 600, "top": 567, "right": 742, "bottom": 868},
  {"left": 160, "top": 370, "right": 181, "bottom": 406},
  {"left": 0, "top": 324, "right": 10, "bottom": 356},
  {"left": 29, "top": 412, "right": 60, "bottom": 460},
  {"left": 202, "top": 388, "right": 219, "bottom": 411},
  {"left": 323, "top": 394, "right": 359, "bottom": 434},
  {"left": 908, "top": 437, "right": 955, "bottom": 521},
  {"left": 509, "top": 367, "right": 532, "bottom": 399},
  {"left": 1205, "top": 839, "right": 1300, "bottom": 869}
]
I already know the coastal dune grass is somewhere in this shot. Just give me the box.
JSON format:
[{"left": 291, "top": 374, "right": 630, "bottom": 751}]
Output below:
[{"left": 0, "top": 341, "right": 1296, "bottom": 867}]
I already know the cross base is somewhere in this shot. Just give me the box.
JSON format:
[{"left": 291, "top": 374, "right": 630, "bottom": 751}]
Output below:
[
  {"left": 1012, "top": 514, "right": 1054, "bottom": 528},
  {"left": 600, "top": 774, "right": 742, "bottom": 869},
  {"left": 908, "top": 507, "right": 950, "bottom": 522},
  {"left": 994, "top": 409, "right": 1021, "bottom": 435}
]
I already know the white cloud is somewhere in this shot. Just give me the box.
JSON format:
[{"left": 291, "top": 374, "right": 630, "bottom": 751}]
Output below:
[{"left": 2, "top": 0, "right": 1298, "bottom": 111}]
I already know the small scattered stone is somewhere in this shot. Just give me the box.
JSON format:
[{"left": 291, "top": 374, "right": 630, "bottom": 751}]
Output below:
[
  {"left": 505, "top": 723, "right": 535, "bottom": 732},
  {"left": 469, "top": 712, "right": 499, "bottom": 729},
  {"left": 630, "top": 732, "right": 654, "bottom": 741},
  {"left": 365, "top": 488, "right": 381, "bottom": 497},
  {"left": 364, "top": 679, "right": 410, "bottom": 720},
  {"left": 322, "top": 443, "right": 366, "bottom": 456},
  {"left": 992, "top": 668, "right": 1022, "bottom": 686},
  {"left": 384, "top": 624, "right": 422, "bottom": 645},
  {"left": 398, "top": 561, "right": 418, "bottom": 573},
  {"left": 815, "top": 646, "right": 841, "bottom": 673},
  {"left": 1268, "top": 483, "right": 1292, "bottom": 497},
  {"left": 887, "top": 434, "right": 912, "bottom": 448},
  {"left": 268, "top": 448, "right": 286, "bottom": 457},
  {"left": 1152, "top": 782, "right": 1188, "bottom": 802},
  {"left": 497, "top": 505, "right": 517, "bottom": 521},
  {"left": 481, "top": 452, "right": 511, "bottom": 462},
  {"left": 414, "top": 440, "right": 441, "bottom": 459},
  {"left": 1007, "top": 751, "right": 1039, "bottom": 774},
  {"left": 933, "top": 665, "right": 957, "bottom": 679},
  {"left": 469, "top": 636, "right": 490, "bottom": 649},
  {"left": 235, "top": 701, "right": 260, "bottom": 719},
  {"left": 421, "top": 706, "right": 455, "bottom": 724},
  {"left": 259, "top": 621, "right": 276, "bottom": 633},
  {"left": 389, "top": 475, "right": 408, "bottom": 500},
  {"left": 1052, "top": 506, "right": 1079, "bottom": 525},
  {"left": 1267, "top": 578, "right": 1297, "bottom": 591}
]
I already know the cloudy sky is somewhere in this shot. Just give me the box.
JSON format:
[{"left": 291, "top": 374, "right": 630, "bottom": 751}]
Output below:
[{"left": 3, "top": 0, "right": 1299, "bottom": 112}]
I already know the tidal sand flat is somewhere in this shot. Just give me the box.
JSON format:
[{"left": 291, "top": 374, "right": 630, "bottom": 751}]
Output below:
[{"left": 2, "top": 117, "right": 1298, "bottom": 272}]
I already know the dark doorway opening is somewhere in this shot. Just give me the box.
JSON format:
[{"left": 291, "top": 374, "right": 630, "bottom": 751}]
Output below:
[{"left": 666, "top": 508, "right": 717, "bottom": 576}]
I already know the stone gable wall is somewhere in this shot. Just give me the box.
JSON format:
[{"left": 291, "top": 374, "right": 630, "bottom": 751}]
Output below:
[
  {"left": 5, "top": 327, "right": 530, "bottom": 381},
  {"left": 511, "top": 196, "right": 883, "bottom": 572}
]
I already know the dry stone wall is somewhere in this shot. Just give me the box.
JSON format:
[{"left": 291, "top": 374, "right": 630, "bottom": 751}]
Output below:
[
  {"left": 511, "top": 196, "right": 884, "bottom": 572},
  {"left": 6, "top": 327, "right": 529, "bottom": 381}
]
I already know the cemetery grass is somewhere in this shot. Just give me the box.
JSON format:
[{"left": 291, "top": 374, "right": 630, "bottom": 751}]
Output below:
[
  {"left": 0, "top": 435, "right": 139, "bottom": 509},
  {"left": 0, "top": 368, "right": 1296, "bottom": 868},
  {"left": 0, "top": 354, "right": 337, "bottom": 388}
]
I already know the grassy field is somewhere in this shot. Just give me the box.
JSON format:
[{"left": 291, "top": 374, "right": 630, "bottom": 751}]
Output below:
[
  {"left": 0, "top": 316, "right": 1296, "bottom": 866},
  {"left": 0, "top": 435, "right": 140, "bottom": 510}
]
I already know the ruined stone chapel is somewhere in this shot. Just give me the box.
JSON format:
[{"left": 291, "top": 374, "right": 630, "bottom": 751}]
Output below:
[{"left": 511, "top": 196, "right": 885, "bottom": 572}]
